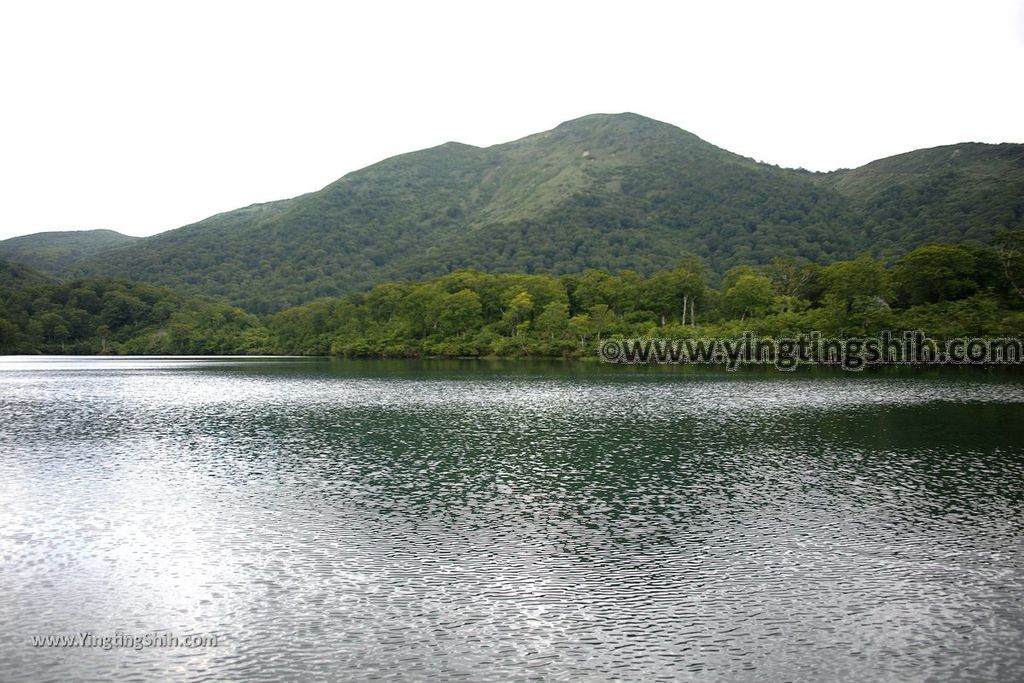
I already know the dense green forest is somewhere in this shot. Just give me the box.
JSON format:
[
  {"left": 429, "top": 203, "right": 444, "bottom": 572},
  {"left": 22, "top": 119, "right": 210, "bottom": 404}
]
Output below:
[
  {"left": 0, "top": 229, "right": 138, "bottom": 276},
  {"left": 261, "top": 238, "right": 1024, "bottom": 357},
  {"left": 4, "top": 114, "right": 1018, "bottom": 313},
  {"left": 0, "top": 261, "right": 265, "bottom": 355},
  {"left": 5, "top": 235, "right": 1024, "bottom": 357}
]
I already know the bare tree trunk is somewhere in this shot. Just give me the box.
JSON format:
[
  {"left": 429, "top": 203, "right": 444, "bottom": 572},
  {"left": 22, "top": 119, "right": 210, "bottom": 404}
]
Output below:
[
  {"left": 682, "top": 295, "right": 688, "bottom": 325},
  {"left": 690, "top": 298, "right": 696, "bottom": 326},
  {"left": 998, "top": 246, "right": 1024, "bottom": 300}
]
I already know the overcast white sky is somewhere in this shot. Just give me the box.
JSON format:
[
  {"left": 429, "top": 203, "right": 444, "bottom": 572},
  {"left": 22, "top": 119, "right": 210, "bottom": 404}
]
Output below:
[{"left": 0, "top": 0, "right": 1021, "bottom": 240}]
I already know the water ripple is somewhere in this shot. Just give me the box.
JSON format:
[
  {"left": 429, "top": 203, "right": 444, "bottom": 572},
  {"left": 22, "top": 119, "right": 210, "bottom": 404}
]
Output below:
[{"left": 0, "top": 357, "right": 1022, "bottom": 681}]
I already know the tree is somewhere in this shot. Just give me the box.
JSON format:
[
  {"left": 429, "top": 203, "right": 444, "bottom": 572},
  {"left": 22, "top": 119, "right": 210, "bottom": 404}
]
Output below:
[
  {"left": 0, "top": 318, "right": 18, "bottom": 352},
  {"left": 437, "top": 289, "right": 482, "bottom": 338},
  {"left": 609, "top": 270, "right": 645, "bottom": 315},
  {"left": 100, "top": 290, "right": 147, "bottom": 329},
  {"left": 570, "top": 270, "right": 616, "bottom": 311},
  {"left": 819, "top": 256, "right": 888, "bottom": 311},
  {"left": 587, "top": 304, "right": 615, "bottom": 340},
  {"left": 993, "top": 230, "right": 1024, "bottom": 301},
  {"left": 644, "top": 262, "right": 704, "bottom": 326},
  {"left": 764, "top": 256, "right": 817, "bottom": 298},
  {"left": 721, "top": 274, "right": 774, "bottom": 321},
  {"left": 890, "top": 244, "right": 978, "bottom": 305},
  {"left": 400, "top": 284, "right": 446, "bottom": 338},
  {"left": 568, "top": 314, "right": 592, "bottom": 345},
  {"left": 364, "top": 283, "right": 408, "bottom": 322},
  {"left": 38, "top": 311, "right": 70, "bottom": 346},
  {"left": 502, "top": 291, "right": 534, "bottom": 336},
  {"left": 535, "top": 301, "right": 569, "bottom": 341}
]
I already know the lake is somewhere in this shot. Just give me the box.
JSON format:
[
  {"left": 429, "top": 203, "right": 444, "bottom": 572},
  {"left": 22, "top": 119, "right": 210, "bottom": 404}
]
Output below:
[{"left": 1, "top": 356, "right": 1022, "bottom": 681}]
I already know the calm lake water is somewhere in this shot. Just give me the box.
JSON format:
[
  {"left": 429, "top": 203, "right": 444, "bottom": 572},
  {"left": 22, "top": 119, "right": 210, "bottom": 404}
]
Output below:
[{"left": 1, "top": 357, "right": 1023, "bottom": 682}]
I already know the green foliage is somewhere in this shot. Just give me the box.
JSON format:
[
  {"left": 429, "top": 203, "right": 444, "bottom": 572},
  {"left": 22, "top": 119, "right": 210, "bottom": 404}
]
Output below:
[
  {"left": 721, "top": 272, "right": 775, "bottom": 320},
  {"left": 438, "top": 289, "right": 483, "bottom": 338},
  {"left": 819, "top": 143, "right": 1024, "bottom": 257},
  {"left": 11, "top": 113, "right": 1012, "bottom": 313},
  {"left": 993, "top": 230, "right": 1024, "bottom": 303},
  {"left": 535, "top": 301, "right": 569, "bottom": 341},
  {"left": 889, "top": 244, "right": 980, "bottom": 305},
  {"left": 258, "top": 238, "right": 1024, "bottom": 358},
  {"left": 5, "top": 234, "right": 1024, "bottom": 358},
  {"left": 900, "top": 294, "right": 1002, "bottom": 339},
  {"left": 819, "top": 256, "right": 889, "bottom": 309},
  {"left": 0, "top": 230, "right": 138, "bottom": 276},
  {"left": 0, "top": 261, "right": 265, "bottom": 355}
]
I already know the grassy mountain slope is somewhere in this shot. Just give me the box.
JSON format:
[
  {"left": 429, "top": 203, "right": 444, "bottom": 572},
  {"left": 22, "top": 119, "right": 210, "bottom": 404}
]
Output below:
[
  {"left": 0, "top": 229, "right": 139, "bottom": 275},
  {"left": 60, "top": 113, "right": 1024, "bottom": 312}
]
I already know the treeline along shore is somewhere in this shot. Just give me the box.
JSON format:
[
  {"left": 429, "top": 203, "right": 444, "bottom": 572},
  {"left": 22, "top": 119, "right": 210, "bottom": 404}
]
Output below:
[{"left": 3, "top": 235, "right": 1024, "bottom": 359}]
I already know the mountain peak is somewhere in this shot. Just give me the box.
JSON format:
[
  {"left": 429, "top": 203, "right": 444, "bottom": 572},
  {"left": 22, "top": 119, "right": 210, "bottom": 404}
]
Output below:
[{"left": 552, "top": 111, "right": 692, "bottom": 137}]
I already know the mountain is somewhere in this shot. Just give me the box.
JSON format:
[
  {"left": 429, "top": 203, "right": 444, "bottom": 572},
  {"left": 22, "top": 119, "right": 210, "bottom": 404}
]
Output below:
[
  {"left": 20, "top": 113, "right": 1021, "bottom": 312},
  {"left": 819, "top": 142, "right": 1024, "bottom": 252},
  {"left": 0, "top": 229, "right": 139, "bottom": 276}
]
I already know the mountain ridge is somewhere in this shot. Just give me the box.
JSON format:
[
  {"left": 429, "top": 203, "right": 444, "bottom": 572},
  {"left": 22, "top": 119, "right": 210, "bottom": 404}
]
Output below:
[
  {"left": 0, "top": 229, "right": 140, "bottom": 276},
  {"left": 3, "top": 113, "right": 1021, "bottom": 312}
]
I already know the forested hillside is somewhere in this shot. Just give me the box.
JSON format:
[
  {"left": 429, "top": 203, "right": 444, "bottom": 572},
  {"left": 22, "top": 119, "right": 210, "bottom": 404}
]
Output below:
[
  {"left": 0, "top": 229, "right": 139, "bottom": 275},
  {"left": 38, "top": 113, "right": 1020, "bottom": 313},
  {"left": 0, "top": 260, "right": 264, "bottom": 354},
  {"left": 820, "top": 142, "right": 1024, "bottom": 254}
]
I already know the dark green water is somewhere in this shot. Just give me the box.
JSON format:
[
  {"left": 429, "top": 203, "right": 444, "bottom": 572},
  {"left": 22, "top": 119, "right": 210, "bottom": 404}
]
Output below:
[{"left": 1, "top": 357, "right": 1022, "bottom": 681}]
